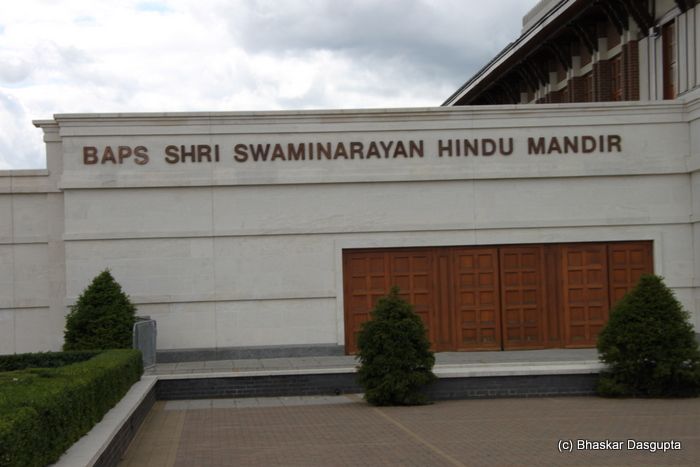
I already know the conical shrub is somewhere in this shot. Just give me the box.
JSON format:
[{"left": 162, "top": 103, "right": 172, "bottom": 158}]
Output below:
[
  {"left": 597, "top": 274, "right": 700, "bottom": 397},
  {"left": 356, "top": 287, "right": 436, "bottom": 405},
  {"left": 64, "top": 270, "right": 137, "bottom": 351}
]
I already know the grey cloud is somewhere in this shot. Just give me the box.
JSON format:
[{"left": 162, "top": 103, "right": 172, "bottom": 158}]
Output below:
[
  {"left": 0, "top": 57, "right": 32, "bottom": 84},
  {"left": 0, "top": 43, "right": 94, "bottom": 86},
  {"left": 0, "top": 92, "right": 44, "bottom": 169},
  {"left": 221, "top": 0, "right": 535, "bottom": 89}
]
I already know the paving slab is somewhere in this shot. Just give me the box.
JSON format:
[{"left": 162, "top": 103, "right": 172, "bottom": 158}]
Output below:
[
  {"left": 203, "top": 360, "right": 236, "bottom": 369},
  {"left": 120, "top": 395, "right": 700, "bottom": 466},
  {"left": 174, "top": 361, "right": 206, "bottom": 370}
]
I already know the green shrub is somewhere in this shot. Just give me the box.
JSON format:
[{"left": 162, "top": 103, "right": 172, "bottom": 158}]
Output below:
[
  {"left": 64, "top": 269, "right": 137, "bottom": 351},
  {"left": 0, "top": 349, "right": 143, "bottom": 467},
  {"left": 597, "top": 274, "right": 700, "bottom": 397},
  {"left": 356, "top": 287, "right": 436, "bottom": 405},
  {"left": 0, "top": 350, "right": 98, "bottom": 372}
]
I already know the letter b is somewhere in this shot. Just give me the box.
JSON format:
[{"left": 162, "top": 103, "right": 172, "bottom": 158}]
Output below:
[{"left": 83, "top": 146, "right": 98, "bottom": 165}]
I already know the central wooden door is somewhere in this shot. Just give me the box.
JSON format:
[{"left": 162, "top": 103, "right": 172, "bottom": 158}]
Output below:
[
  {"left": 452, "top": 248, "right": 501, "bottom": 350},
  {"left": 499, "top": 247, "right": 546, "bottom": 349}
]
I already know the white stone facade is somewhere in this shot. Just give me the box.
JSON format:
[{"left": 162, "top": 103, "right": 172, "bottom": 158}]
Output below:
[{"left": 2, "top": 89, "right": 700, "bottom": 354}]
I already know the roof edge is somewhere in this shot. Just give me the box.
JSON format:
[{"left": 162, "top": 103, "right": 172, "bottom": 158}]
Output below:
[{"left": 442, "top": 0, "right": 576, "bottom": 106}]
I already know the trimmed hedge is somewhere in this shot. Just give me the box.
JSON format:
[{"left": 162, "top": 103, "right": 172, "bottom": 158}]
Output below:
[
  {"left": 0, "top": 349, "right": 143, "bottom": 467},
  {"left": 0, "top": 350, "right": 98, "bottom": 372}
]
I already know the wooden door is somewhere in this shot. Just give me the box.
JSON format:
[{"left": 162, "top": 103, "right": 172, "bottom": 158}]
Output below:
[
  {"left": 452, "top": 248, "right": 501, "bottom": 350},
  {"left": 343, "top": 240, "right": 653, "bottom": 354},
  {"left": 608, "top": 241, "right": 653, "bottom": 306},
  {"left": 388, "top": 251, "right": 435, "bottom": 342},
  {"left": 561, "top": 244, "right": 609, "bottom": 347},
  {"left": 499, "top": 246, "right": 546, "bottom": 349},
  {"left": 343, "top": 252, "right": 390, "bottom": 353}
]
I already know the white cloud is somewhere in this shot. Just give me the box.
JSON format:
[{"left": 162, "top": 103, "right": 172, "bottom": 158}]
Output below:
[
  {"left": 0, "top": 0, "right": 538, "bottom": 169},
  {"left": 0, "top": 92, "right": 43, "bottom": 170}
]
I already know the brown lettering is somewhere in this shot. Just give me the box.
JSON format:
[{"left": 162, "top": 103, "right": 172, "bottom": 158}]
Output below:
[
  {"left": 482, "top": 138, "right": 496, "bottom": 156},
  {"left": 165, "top": 145, "right": 179, "bottom": 164},
  {"left": 608, "top": 134, "right": 622, "bottom": 152},
  {"left": 393, "top": 141, "right": 407, "bottom": 158},
  {"left": 500, "top": 138, "right": 513, "bottom": 155},
  {"left": 547, "top": 137, "right": 562, "bottom": 154},
  {"left": 438, "top": 139, "right": 452, "bottom": 157},
  {"left": 317, "top": 142, "right": 332, "bottom": 160},
  {"left": 528, "top": 137, "right": 546, "bottom": 154},
  {"left": 350, "top": 142, "right": 364, "bottom": 159},
  {"left": 102, "top": 146, "right": 117, "bottom": 164},
  {"left": 366, "top": 142, "right": 380, "bottom": 159},
  {"left": 118, "top": 146, "right": 132, "bottom": 163},
  {"left": 379, "top": 141, "right": 394, "bottom": 158},
  {"left": 249, "top": 144, "right": 270, "bottom": 162},
  {"left": 180, "top": 145, "right": 196, "bottom": 162},
  {"left": 134, "top": 146, "right": 149, "bottom": 165},
  {"left": 582, "top": 135, "right": 596, "bottom": 153},
  {"left": 409, "top": 140, "right": 424, "bottom": 158},
  {"left": 271, "top": 144, "right": 286, "bottom": 161},
  {"left": 463, "top": 139, "right": 478, "bottom": 156},
  {"left": 83, "top": 146, "right": 98, "bottom": 165},
  {"left": 234, "top": 144, "right": 248, "bottom": 162},
  {"left": 288, "top": 143, "right": 305, "bottom": 161},
  {"left": 334, "top": 142, "right": 348, "bottom": 159},
  {"left": 563, "top": 136, "right": 578, "bottom": 153},
  {"left": 198, "top": 145, "right": 212, "bottom": 162}
]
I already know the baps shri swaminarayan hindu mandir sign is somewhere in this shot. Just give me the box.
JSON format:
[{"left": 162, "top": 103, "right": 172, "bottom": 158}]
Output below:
[{"left": 81, "top": 134, "right": 623, "bottom": 165}]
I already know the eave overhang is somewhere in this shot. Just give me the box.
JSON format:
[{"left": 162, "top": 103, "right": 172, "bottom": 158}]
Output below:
[{"left": 442, "top": 0, "right": 589, "bottom": 106}]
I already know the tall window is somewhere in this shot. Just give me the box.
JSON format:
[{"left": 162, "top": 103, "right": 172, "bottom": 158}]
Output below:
[
  {"left": 582, "top": 72, "right": 594, "bottom": 102},
  {"left": 662, "top": 21, "right": 677, "bottom": 100},
  {"left": 610, "top": 55, "right": 623, "bottom": 101}
]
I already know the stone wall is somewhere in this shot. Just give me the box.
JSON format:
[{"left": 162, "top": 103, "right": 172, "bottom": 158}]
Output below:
[{"left": 2, "top": 93, "right": 699, "bottom": 355}]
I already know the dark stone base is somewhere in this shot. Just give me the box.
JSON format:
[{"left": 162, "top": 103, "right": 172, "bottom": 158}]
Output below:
[
  {"left": 94, "top": 383, "right": 157, "bottom": 467},
  {"left": 427, "top": 374, "right": 598, "bottom": 400},
  {"left": 155, "top": 372, "right": 599, "bottom": 401},
  {"left": 156, "top": 373, "right": 362, "bottom": 400},
  {"left": 156, "top": 344, "right": 345, "bottom": 363}
]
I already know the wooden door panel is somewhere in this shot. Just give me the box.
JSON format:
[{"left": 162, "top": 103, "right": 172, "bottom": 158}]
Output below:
[
  {"left": 434, "top": 251, "right": 453, "bottom": 351},
  {"left": 343, "top": 249, "right": 438, "bottom": 354},
  {"left": 562, "top": 244, "right": 609, "bottom": 347},
  {"left": 500, "top": 246, "right": 546, "bottom": 349},
  {"left": 343, "top": 252, "right": 389, "bottom": 353},
  {"left": 452, "top": 248, "right": 501, "bottom": 350},
  {"left": 608, "top": 242, "right": 653, "bottom": 306},
  {"left": 389, "top": 251, "right": 435, "bottom": 341}
]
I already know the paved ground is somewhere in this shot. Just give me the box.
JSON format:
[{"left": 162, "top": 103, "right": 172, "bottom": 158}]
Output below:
[
  {"left": 146, "top": 348, "right": 599, "bottom": 375},
  {"left": 119, "top": 395, "right": 700, "bottom": 466}
]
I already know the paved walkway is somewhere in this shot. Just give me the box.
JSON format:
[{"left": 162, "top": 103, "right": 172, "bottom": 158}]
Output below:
[
  {"left": 147, "top": 349, "right": 600, "bottom": 375},
  {"left": 120, "top": 395, "right": 700, "bottom": 466}
]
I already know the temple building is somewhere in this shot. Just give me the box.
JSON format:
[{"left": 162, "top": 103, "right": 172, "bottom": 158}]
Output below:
[
  {"left": 444, "top": 0, "right": 699, "bottom": 105},
  {"left": 1, "top": 0, "right": 699, "bottom": 358}
]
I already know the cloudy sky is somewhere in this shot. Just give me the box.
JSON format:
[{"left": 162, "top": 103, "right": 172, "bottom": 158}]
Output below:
[{"left": 0, "top": 0, "right": 538, "bottom": 169}]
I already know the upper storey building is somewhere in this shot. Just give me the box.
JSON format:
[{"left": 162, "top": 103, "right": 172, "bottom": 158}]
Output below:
[{"left": 444, "top": 0, "right": 700, "bottom": 106}]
